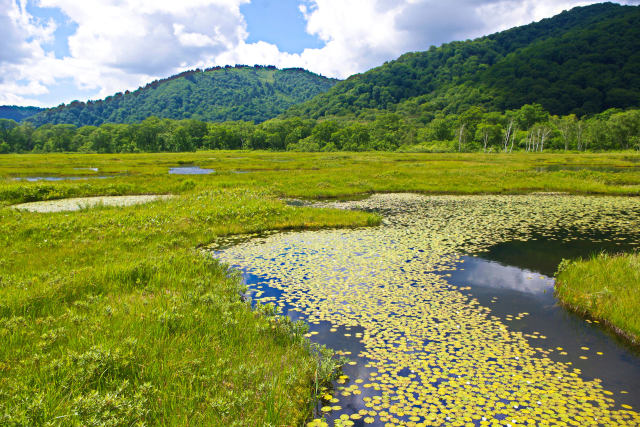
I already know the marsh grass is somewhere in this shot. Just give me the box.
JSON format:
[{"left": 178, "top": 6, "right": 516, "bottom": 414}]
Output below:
[
  {"left": 1, "top": 152, "right": 640, "bottom": 207},
  {"left": 0, "top": 189, "right": 375, "bottom": 425},
  {"left": 1, "top": 151, "right": 639, "bottom": 425},
  {"left": 556, "top": 252, "right": 640, "bottom": 345}
]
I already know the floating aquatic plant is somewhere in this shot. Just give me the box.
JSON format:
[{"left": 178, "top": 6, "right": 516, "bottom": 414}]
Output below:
[{"left": 217, "top": 194, "right": 640, "bottom": 425}]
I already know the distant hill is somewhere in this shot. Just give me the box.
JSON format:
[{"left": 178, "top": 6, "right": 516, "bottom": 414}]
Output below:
[
  {"left": 30, "top": 66, "right": 338, "bottom": 127},
  {"left": 0, "top": 106, "right": 45, "bottom": 122},
  {"left": 287, "top": 2, "right": 640, "bottom": 119}
]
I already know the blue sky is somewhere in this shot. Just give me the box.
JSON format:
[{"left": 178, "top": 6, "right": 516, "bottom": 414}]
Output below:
[
  {"left": 242, "top": 0, "right": 324, "bottom": 53},
  {"left": 0, "top": 0, "right": 638, "bottom": 107}
]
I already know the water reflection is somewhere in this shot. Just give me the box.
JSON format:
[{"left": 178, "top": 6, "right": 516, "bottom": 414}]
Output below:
[
  {"left": 444, "top": 254, "right": 640, "bottom": 411},
  {"left": 168, "top": 166, "right": 214, "bottom": 174},
  {"left": 448, "top": 257, "right": 554, "bottom": 295}
]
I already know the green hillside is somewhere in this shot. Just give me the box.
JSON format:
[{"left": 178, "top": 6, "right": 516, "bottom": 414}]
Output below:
[
  {"left": 0, "top": 106, "right": 44, "bottom": 122},
  {"left": 30, "top": 66, "right": 338, "bottom": 126},
  {"left": 287, "top": 2, "right": 640, "bottom": 119}
]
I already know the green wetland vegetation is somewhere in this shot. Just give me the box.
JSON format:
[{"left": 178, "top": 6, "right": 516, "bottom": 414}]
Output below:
[
  {"left": 556, "top": 252, "right": 640, "bottom": 345},
  {"left": 0, "top": 151, "right": 639, "bottom": 426}
]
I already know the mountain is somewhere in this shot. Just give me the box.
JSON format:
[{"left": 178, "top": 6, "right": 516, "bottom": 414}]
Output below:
[
  {"left": 29, "top": 65, "right": 338, "bottom": 127},
  {"left": 287, "top": 2, "right": 640, "bottom": 119},
  {"left": 0, "top": 106, "right": 45, "bottom": 122}
]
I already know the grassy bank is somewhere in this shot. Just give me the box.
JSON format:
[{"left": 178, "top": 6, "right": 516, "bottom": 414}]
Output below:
[
  {"left": 0, "top": 188, "right": 377, "bottom": 425},
  {"left": 1, "top": 151, "right": 639, "bottom": 425},
  {"left": 556, "top": 252, "right": 640, "bottom": 345}
]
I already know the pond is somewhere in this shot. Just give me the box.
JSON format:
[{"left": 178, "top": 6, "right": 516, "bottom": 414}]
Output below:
[
  {"left": 214, "top": 194, "right": 640, "bottom": 425},
  {"left": 168, "top": 166, "right": 214, "bottom": 175}
]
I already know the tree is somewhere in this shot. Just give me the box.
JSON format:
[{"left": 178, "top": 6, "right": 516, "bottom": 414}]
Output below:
[
  {"left": 502, "top": 119, "right": 517, "bottom": 153},
  {"left": 609, "top": 110, "right": 640, "bottom": 150},
  {"left": 553, "top": 114, "right": 577, "bottom": 151},
  {"left": 526, "top": 123, "right": 553, "bottom": 152},
  {"left": 90, "top": 128, "right": 113, "bottom": 153},
  {"left": 476, "top": 123, "right": 502, "bottom": 152},
  {"left": 516, "top": 104, "right": 548, "bottom": 130}
]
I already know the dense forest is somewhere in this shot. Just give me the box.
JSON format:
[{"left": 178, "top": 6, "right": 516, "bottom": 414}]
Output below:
[
  {"left": 0, "top": 106, "right": 44, "bottom": 122},
  {"left": 287, "top": 3, "right": 640, "bottom": 119},
  {"left": 26, "top": 66, "right": 337, "bottom": 127},
  {"left": 1, "top": 104, "right": 638, "bottom": 154}
]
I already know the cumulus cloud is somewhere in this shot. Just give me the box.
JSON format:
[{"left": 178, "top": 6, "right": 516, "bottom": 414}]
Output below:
[
  {"left": 0, "top": 0, "right": 637, "bottom": 106},
  {"left": 0, "top": 0, "right": 250, "bottom": 105}
]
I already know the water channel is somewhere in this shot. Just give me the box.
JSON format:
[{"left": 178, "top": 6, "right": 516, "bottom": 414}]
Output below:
[{"left": 214, "top": 194, "right": 640, "bottom": 426}]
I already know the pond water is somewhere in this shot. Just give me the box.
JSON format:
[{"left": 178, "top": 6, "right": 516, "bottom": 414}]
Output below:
[
  {"left": 214, "top": 194, "right": 640, "bottom": 426},
  {"left": 168, "top": 166, "right": 214, "bottom": 175}
]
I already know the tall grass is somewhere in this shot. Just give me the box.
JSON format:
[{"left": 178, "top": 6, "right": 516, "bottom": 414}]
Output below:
[
  {"left": 0, "top": 189, "right": 376, "bottom": 425},
  {"left": 555, "top": 252, "right": 640, "bottom": 345}
]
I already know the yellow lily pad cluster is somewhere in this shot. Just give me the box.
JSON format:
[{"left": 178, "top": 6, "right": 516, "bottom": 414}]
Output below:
[{"left": 216, "top": 194, "right": 640, "bottom": 425}]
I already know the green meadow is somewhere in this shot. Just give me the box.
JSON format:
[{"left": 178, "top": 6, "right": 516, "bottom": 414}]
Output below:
[{"left": 1, "top": 151, "right": 639, "bottom": 425}]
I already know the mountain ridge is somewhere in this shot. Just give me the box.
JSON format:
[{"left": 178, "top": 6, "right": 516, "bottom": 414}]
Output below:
[{"left": 27, "top": 65, "right": 338, "bottom": 127}]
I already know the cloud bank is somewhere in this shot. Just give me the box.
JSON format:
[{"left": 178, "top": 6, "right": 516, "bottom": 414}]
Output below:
[{"left": 0, "top": 0, "right": 637, "bottom": 106}]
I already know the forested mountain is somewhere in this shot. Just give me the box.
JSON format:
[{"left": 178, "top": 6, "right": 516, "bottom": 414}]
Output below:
[
  {"left": 287, "top": 3, "right": 640, "bottom": 119},
  {"left": 29, "top": 66, "right": 338, "bottom": 127},
  {"left": 0, "top": 106, "right": 44, "bottom": 122}
]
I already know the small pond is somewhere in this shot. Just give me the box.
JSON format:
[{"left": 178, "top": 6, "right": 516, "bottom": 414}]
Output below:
[
  {"left": 169, "top": 166, "right": 214, "bottom": 175},
  {"left": 214, "top": 194, "right": 640, "bottom": 425}
]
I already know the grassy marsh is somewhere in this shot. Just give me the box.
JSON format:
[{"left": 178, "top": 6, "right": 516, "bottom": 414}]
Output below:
[
  {"left": 0, "top": 188, "right": 376, "bottom": 425},
  {"left": 1, "top": 152, "right": 640, "bottom": 207},
  {"left": 1, "top": 151, "right": 639, "bottom": 425},
  {"left": 556, "top": 252, "right": 640, "bottom": 345}
]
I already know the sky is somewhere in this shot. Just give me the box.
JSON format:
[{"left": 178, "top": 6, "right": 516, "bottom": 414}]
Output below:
[{"left": 1, "top": 0, "right": 638, "bottom": 107}]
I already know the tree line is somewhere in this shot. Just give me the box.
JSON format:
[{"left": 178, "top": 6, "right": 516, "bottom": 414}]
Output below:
[{"left": 0, "top": 104, "right": 639, "bottom": 154}]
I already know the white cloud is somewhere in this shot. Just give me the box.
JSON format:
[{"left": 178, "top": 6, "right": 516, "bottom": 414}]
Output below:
[
  {"left": 0, "top": 0, "right": 250, "bottom": 105},
  {"left": 0, "top": 0, "right": 637, "bottom": 106}
]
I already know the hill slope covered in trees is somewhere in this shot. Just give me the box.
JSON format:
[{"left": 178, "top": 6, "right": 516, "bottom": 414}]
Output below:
[
  {"left": 0, "top": 106, "right": 45, "bottom": 122},
  {"left": 29, "top": 66, "right": 338, "bottom": 127},
  {"left": 287, "top": 2, "right": 640, "bottom": 120}
]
